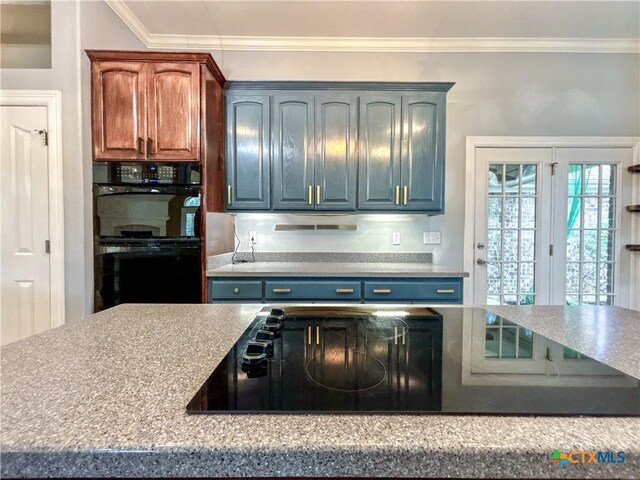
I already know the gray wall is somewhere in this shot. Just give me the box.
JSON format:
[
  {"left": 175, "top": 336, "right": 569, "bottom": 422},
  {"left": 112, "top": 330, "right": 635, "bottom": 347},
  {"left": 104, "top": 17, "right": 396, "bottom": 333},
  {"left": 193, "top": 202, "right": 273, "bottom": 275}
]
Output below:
[{"left": 222, "top": 52, "right": 639, "bottom": 269}]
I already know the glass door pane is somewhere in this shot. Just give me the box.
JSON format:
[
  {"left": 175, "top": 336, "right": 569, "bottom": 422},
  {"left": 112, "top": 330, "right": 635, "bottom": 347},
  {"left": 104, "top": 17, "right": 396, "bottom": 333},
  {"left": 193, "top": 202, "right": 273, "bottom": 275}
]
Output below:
[
  {"left": 486, "top": 163, "right": 538, "bottom": 305},
  {"left": 565, "top": 164, "right": 617, "bottom": 306}
]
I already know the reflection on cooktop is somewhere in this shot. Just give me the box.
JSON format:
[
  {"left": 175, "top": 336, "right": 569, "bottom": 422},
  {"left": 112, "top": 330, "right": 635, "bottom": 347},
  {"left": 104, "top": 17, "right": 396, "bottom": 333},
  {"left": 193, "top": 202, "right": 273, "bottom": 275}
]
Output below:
[{"left": 187, "top": 307, "right": 640, "bottom": 415}]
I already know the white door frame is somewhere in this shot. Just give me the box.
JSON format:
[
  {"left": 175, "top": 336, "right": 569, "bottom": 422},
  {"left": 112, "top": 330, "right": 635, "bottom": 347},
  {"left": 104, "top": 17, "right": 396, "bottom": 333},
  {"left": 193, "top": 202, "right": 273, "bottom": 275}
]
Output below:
[
  {"left": 464, "top": 136, "right": 640, "bottom": 309},
  {"left": 0, "top": 90, "right": 65, "bottom": 328}
]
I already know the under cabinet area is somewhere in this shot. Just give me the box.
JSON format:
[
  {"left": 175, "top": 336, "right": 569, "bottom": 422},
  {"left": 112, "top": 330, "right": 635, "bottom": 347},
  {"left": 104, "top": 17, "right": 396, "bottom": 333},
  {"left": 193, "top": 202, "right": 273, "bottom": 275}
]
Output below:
[
  {"left": 224, "top": 82, "right": 453, "bottom": 214},
  {"left": 208, "top": 277, "right": 463, "bottom": 304}
]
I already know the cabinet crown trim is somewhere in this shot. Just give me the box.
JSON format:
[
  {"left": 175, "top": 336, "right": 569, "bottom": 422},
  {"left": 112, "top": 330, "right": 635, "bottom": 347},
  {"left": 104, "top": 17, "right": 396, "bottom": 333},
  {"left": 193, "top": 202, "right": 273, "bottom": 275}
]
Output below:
[
  {"left": 85, "top": 50, "right": 225, "bottom": 86},
  {"left": 225, "top": 81, "right": 455, "bottom": 92}
]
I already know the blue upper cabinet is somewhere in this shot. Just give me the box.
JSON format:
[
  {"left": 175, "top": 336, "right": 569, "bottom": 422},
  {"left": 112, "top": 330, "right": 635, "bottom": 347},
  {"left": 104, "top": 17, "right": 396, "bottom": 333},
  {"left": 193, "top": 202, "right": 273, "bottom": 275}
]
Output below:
[
  {"left": 225, "top": 94, "right": 270, "bottom": 210},
  {"left": 315, "top": 94, "right": 358, "bottom": 211},
  {"left": 225, "top": 82, "right": 453, "bottom": 214},
  {"left": 400, "top": 93, "right": 446, "bottom": 213},
  {"left": 272, "top": 95, "right": 315, "bottom": 211},
  {"left": 358, "top": 95, "right": 402, "bottom": 211}
]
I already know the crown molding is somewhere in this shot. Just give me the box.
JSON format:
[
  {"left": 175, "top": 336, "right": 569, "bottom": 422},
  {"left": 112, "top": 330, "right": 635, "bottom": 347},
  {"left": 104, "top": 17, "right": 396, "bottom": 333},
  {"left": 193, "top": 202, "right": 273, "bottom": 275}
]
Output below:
[{"left": 106, "top": 0, "right": 640, "bottom": 54}]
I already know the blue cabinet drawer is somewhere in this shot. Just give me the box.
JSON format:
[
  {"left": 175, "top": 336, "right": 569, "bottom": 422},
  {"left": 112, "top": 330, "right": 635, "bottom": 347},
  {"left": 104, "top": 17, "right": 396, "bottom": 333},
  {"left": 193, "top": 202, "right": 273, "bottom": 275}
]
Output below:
[
  {"left": 363, "top": 279, "right": 462, "bottom": 303},
  {"left": 210, "top": 280, "right": 263, "bottom": 301},
  {"left": 265, "top": 281, "right": 362, "bottom": 301}
]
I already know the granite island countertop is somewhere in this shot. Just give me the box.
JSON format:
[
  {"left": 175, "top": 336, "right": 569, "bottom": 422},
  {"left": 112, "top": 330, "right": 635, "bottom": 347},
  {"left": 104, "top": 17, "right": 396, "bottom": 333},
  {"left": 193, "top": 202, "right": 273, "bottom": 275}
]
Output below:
[
  {"left": 1, "top": 304, "right": 639, "bottom": 478},
  {"left": 206, "top": 261, "right": 469, "bottom": 277}
]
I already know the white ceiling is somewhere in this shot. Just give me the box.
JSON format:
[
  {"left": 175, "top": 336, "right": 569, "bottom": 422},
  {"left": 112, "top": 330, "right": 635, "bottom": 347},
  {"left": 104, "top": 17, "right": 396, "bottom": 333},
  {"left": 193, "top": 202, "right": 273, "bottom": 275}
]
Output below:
[{"left": 107, "top": 0, "right": 640, "bottom": 53}]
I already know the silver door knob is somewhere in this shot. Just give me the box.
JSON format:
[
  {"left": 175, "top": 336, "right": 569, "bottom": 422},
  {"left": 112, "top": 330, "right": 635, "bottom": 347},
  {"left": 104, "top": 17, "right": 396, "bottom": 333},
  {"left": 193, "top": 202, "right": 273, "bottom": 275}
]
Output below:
[{"left": 476, "top": 258, "right": 488, "bottom": 266}]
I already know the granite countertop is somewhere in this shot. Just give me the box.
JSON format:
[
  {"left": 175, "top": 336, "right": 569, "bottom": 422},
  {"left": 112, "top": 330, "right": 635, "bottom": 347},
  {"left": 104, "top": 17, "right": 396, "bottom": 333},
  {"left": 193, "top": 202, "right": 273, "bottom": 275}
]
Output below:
[
  {"left": 2, "top": 304, "right": 639, "bottom": 478},
  {"left": 207, "top": 261, "right": 469, "bottom": 277}
]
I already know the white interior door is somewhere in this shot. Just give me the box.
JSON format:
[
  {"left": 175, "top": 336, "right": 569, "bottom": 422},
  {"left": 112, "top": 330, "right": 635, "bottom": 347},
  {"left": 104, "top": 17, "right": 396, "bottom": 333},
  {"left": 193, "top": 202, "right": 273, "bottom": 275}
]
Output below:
[
  {"left": 0, "top": 105, "right": 52, "bottom": 346},
  {"left": 473, "top": 148, "right": 553, "bottom": 306}
]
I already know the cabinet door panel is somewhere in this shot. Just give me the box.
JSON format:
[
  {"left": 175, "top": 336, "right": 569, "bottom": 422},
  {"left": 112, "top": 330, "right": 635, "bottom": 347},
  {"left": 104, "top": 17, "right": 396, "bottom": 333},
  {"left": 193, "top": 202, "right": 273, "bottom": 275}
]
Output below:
[
  {"left": 226, "top": 94, "right": 270, "bottom": 210},
  {"left": 400, "top": 93, "right": 445, "bottom": 212},
  {"left": 91, "top": 61, "right": 146, "bottom": 161},
  {"left": 358, "top": 95, "right": 401, "bottom": 210},
  {"left": 272, "top": 96, "right": 315, "bottom": 210},
  {"left": 314, "top": 94, "right": 358, "bottom": 211},
  {"left": 146, "top": 63, "right": 200, "bottom": 161}
]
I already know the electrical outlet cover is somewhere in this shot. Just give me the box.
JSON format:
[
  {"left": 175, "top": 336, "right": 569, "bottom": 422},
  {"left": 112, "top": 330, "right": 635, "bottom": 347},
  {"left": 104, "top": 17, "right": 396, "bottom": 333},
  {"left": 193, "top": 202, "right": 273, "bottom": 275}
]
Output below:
[
  {"left": 423, "top": 232, "right": 441, "bottom": 244},
  {"left": 392, "top": 232, "right": 401, "bottom": 245}
]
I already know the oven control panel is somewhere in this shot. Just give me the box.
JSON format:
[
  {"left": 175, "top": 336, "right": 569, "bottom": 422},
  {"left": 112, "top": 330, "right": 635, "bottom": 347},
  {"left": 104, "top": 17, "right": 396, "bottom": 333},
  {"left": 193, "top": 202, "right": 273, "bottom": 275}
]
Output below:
[{"left": 93, "top": 162, "right": 200, "bottom": 185}]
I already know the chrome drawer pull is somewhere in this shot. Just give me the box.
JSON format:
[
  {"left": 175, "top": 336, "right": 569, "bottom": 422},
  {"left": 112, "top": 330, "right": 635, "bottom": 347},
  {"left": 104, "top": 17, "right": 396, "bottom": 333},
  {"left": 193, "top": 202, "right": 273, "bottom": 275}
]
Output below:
[
  {"left": 436, "top": 289, "right": 455, "bottom": 294},
  {"left": 273, "top": 288, "right": 291, "bottom": 293},
  {"left": 336, "top": 288, "right": 354, "bottom": 294},
  {"left": 373, "top": 289, "right": 392, "bottom": 294},
  {"left": 233, "top": 288, "right": 240, "bottom": 294}
]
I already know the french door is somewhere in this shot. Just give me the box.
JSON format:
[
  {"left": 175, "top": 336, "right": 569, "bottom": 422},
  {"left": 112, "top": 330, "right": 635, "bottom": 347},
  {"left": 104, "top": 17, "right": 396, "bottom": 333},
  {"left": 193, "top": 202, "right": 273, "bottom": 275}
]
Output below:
[
  {"left": 472, "top": 145, "right": 634, "bottom": 308},
  {"left": 473, "top": 147, "right": 553, "bottom": 306}
]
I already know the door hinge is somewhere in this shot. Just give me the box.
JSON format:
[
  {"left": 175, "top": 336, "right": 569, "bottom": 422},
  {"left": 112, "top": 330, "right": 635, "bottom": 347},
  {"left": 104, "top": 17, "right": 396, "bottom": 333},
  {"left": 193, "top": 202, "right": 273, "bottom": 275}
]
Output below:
[
  {"left": 550, "top": 162, "right": 558, "bottom": 175},
  {"left": 45, "top": 240, "right": 50, "bottom": 254},
  {"left": 34, "top": 129, "right": 48, "bottom": 146},
  {"left": 549, "top": 244, "right": 554, "bottom": 256}
]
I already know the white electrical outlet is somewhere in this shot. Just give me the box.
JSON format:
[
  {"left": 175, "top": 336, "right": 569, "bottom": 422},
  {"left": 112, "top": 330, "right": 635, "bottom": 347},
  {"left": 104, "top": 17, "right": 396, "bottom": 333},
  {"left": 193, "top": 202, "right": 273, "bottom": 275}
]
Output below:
[
  {"left": 423, "top": 232, "right": 441, "bottom": 244},
  {"left": 392, "top": 232, "right": 401, "bottom": 245},
  {"left": 249, "top": 231, "right": 257, "bottom": 245}
]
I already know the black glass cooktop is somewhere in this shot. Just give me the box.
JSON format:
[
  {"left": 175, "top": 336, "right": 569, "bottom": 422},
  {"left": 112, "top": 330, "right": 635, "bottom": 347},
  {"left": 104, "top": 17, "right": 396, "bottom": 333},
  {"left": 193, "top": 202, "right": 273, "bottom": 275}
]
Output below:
[{"left": 187, "top": 307, "right": 640, "bottom": 415}]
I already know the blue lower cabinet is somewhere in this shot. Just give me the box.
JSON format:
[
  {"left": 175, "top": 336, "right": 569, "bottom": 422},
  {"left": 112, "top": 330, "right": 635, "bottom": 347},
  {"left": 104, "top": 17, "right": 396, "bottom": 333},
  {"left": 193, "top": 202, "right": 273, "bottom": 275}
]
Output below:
[
  {"left": 363, "top": 279, "right": 462, "bottom": 303},
  {"left": 209, "top": 277, "right": 463, "bottom": 303},
  {"left": 265, "top": 281, "right": 361, "bottom": 301},
  {"left": 209, "top": 280, "right": 263, "bottom": 301}
]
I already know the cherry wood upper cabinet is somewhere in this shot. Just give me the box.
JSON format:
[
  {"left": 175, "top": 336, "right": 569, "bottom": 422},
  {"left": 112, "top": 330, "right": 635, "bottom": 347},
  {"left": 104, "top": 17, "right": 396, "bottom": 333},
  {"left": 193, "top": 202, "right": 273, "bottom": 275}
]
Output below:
[
  {"left": 87, "top": 51, "right": 224, "bottom": 163},
  {"left": 146, "top": 62, "right": 200, "bottom": 161},
  {"left": 91, "top": 61, "right": 146, "bottom": 161}
]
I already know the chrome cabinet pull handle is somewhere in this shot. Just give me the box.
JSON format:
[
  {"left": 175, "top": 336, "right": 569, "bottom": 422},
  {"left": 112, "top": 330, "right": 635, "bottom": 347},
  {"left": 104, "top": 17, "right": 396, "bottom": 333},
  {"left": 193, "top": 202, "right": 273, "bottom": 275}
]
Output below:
[
  {"left": 273, "top": 288, "right": 291, "bottom": 293},
  {"left": 233, "top": 288, "right": 240, "bottom": 294},
  {"left": 436, "top": 289, "right": 455, "bottom": 294},
  {"left": 395, "top": 186, "right": 400, "bottom": 205},
  {"left": 227, "top": 185, "right": 232, "bottom": 205},
  {"left": 316, "top": 326, "right": 320, "bottom": 345},
  {"left": 403, "top": 186, "right": 408, "bottom": 205},
  {"left": 308, "top": 185, "right": 312, "bottom": 205},
  {"left": 373, "top": 289, "right": 392, "bottom": 294},
  {"left": 336, "top": 288, "right": 354, "bottom": 294},
  {"left": 316, "top": 185, "right": 320, "bottom": 204},
  {"left": 307, "top": 326, "right": 311, "bottom": 345}
]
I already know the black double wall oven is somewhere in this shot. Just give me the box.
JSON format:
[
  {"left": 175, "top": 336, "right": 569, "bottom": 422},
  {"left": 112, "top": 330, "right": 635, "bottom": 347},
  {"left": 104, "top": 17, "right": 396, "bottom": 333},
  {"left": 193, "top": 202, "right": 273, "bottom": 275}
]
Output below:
[{"left": 93, "top": 163, "right": 201, "bottom": 311}]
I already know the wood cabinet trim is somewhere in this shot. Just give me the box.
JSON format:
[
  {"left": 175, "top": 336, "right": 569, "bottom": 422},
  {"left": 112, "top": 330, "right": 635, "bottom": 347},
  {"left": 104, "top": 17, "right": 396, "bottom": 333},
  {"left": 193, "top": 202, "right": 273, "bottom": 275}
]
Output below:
[{"left": 86, "top": 50, "right": 225, "bottom": 87}]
